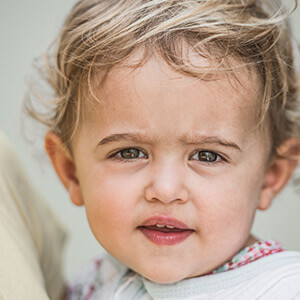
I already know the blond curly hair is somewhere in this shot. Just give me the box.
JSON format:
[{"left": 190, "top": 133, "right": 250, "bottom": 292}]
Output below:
[{"left": 25, "top": 0, "right": 300, "bottom": 156}]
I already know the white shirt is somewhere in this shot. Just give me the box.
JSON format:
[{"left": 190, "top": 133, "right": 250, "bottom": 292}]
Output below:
[{"left": 67, "top": 251, "right": 300, "bottom": 299}]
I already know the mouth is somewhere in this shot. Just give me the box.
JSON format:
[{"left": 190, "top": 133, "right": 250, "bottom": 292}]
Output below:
[{"left": 138, "top": 216, "right": 194, "bottom": 246}]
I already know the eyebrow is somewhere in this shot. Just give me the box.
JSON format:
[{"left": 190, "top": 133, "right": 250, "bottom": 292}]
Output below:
[
  {"left": 180, "top": 134, "right": 242, "bottom": 151},
  {"left": 97, "top": 133, "right": 152, "bottom": 146},
  {"left": 97, "top": 132, "right": 242, "bottom": 151}
]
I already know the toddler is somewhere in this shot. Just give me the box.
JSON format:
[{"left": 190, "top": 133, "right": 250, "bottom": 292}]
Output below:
[{"left": 26, "top": 0, "right": 300, "bottom": 298}]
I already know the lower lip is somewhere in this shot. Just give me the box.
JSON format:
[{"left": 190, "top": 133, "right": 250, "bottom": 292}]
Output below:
[{"left": 139, "top": 227, "right": 193, "bottom": 246}]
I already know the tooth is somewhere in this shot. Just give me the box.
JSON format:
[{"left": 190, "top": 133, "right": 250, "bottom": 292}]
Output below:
[
  {"left": 166, "top": 225, "right": 174, "bottom": 229},
  {"left": 156, "top": 224, "right": 165, "bottom": 228}
]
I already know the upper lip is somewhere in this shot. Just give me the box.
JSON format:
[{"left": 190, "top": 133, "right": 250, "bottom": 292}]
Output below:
[{"left": 139, "top": 216, "right": 193, "bottom": 230}]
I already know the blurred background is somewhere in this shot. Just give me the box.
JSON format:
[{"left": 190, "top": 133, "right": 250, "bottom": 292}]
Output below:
[{"left": 0, "top": 0, "right": 299, "bottom": 280}]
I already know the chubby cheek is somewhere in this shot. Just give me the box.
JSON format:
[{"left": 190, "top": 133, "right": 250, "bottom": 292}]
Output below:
[
  {"left": 81, "top": 173, "right": 141, "bottom": 248},
  {"left": 193, "top": 171, "right": 262, "bottom": 243}
]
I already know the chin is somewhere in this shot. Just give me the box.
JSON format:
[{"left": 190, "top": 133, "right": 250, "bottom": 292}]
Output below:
[{"left": 127, "top": 255, "right": 201, "bottom": 283}]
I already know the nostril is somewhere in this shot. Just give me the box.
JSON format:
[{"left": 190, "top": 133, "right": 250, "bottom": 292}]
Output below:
[
  {"left": 144, "top": 167, "right": 189, "bottom": 203},
  {"left": 144, "top": 189, "right": 189, "bottom": 204}
]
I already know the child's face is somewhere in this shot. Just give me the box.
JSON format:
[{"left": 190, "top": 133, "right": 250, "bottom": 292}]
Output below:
[{"left": 63, "top": 54, "right": 273, "bottom": 283}]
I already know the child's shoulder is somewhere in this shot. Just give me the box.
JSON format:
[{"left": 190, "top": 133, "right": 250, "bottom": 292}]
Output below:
[
  {"left": 238, "top": 251, "right": 300, "bottom": 299},
  {"left": 66, "top": 256, "right": 103, "bottom": 299},
  {"left": 66, "top": 253, "right": 132, "bottom": 300}
]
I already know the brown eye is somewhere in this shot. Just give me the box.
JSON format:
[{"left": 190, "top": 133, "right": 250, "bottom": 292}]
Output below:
[
  {"left": 120, "top": 148, "right": 141, "bottom": 159},
  {"left": 110, "top": 148, "right": 148, "bottom": 160},
  {"left": 190, "top": 151, "right": 219, "bottom": 162},
  {"left": 199, "top": 151, "right": 217, "bottom": 162}
]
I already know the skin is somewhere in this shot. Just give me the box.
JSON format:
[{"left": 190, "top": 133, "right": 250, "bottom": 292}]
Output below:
[{"left": 46, "top": 53, "right": 299, "bottom": 284}]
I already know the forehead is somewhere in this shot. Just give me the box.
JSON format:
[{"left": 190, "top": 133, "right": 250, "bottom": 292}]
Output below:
[{"left": 82, "top": 52, "right": 263, "bottom": 135}]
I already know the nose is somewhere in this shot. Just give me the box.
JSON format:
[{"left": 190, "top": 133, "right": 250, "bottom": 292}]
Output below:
[{"left": 144, "top": 160, "right": 189, "bottom": 204}]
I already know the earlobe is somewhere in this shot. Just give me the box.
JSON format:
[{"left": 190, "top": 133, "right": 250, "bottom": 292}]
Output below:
[
  {"left": 45, "top": 131, "right": 84, "bottom": 206},
  {"left": 258, "top": 138, "right": 300, "bottom": 211}
]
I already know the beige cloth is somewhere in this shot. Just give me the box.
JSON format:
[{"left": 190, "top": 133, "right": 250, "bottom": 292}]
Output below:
[{"left": 0, "top": 131, "right": 67, "bottom": 300}]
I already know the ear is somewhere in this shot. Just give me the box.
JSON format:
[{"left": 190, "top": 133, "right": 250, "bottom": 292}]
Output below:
[
  {"left": 45, "top": 131, "right": 84, "bottom": 206},
  {"left": 258, "top": 138, "right": 300, "bottom": 211}
]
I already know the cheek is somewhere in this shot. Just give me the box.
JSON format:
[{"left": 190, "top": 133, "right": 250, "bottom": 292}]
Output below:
[
  {"left": 191, "top": 180, "right": 259, "bottom": 256},
  {"left": 82, "top": 174, "right": 141, "bottom": 238},
  {"left": 84, "top": 190, "right": 128, "bottom": 250},
  {"left": 191, "top": 169, "right": 263, "bottom": 229}
]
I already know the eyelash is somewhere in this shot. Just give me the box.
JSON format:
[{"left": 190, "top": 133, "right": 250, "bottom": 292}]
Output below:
[{"left": 108, "top": 148, "right": 226, "bottom": 165}]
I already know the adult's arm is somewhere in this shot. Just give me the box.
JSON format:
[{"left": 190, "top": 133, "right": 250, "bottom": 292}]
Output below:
[{"left": 0, "top": 131, "right": 67, "bottom": 300}]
